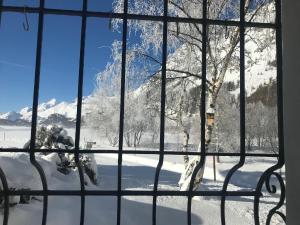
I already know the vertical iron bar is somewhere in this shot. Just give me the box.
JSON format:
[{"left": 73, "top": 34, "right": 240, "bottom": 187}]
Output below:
[
  {"left": 74, "top": 0, "right": 88, "bottom": 225},
  {"left": 117, "top": 1, "right": 128, "bottom": 224},
  {"left": 0, "top": 168, "right": 9, "bottom": 225},
  {"left": 220, "top": 0, "right": 246, "bottom": 224},
  {"left": 29, "top": 1, "right": 48, "bottom": 225},
  {"left": 187, "top": 0, "right": 207, "bottom": 224},
  {"left": 0, "top": 2, "right": 9, "bottom": 225},
  {"left": 254, "top": 0, "right": 285, "bottom": 224},
  {"left": 152, "top": 0, "right": 168, "bottom": 224},
  {"left": 274, "top": 0, "right": 284, "bottom": 175},
  {"left": 0, "top": 0, "right": 2, "bottom": 26}
]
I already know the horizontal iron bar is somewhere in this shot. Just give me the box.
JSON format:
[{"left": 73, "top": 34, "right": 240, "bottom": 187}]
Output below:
[
  {"left": 0, "top": 148, "right": 279, "bottom": 157},
  {"left": 0, "top": 5, "right": 276, "bottom": 29},
  {"left": 0, "top": 190, "right": 262, "bottom": 197}
]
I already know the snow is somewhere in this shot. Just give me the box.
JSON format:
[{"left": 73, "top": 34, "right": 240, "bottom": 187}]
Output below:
[
  {"left": 19, "top": 106, "right": 31, "bottom": 114},
  {"left": 37, "top": 98, "right": 57, "bottom": 111},
  {"left": 0, "top": 97, "right": 94, "bottom": 123},
  {"left": 0, "top": 111, "right": 21, "bottom": 121},
  {"left": 225, "top": 28, "right": 277, "bottom": 96},
  {"left": 0, "top": 126, "right": 31, "bottom": 148},
  {"left": 0, "top": 126, "right": 95, "bottom": 149},
  {"left": 19, "top": 99, "right": 79, "bottom": 121},
  {"left": 0, "top": 126, "right": 285, "bottom": 225},
  {"left": 0, "top": 152, "right": 285, "bottom": 225}
]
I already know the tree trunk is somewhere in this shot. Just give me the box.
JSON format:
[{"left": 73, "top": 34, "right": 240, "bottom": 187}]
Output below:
[
  {"left": 133, "top": 132, "right": 137, "bottom": 148},
  {"left": 258, "top": 136, "right": 261, "bottom": 149},
  {"left": 247, "top": 137, "right": 252, "bottom": 151},
  {"left": 179, "top": 95, "right": 216, "bottom": 191},
  {"left": 177, "top": 4, "right": 243, "bottom": 191},
  {"left": 182, "top": 129, "right": 190, "bottom": 169},
  {"left": 125, "top": 132, "right": 131, "bottom": 147}
]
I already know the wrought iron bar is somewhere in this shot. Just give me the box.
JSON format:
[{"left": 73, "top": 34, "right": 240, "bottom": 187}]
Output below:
[
  {"left": 0, "top": 5, "right": 276, "bottom": 28},
  {"left": 0, "top": 168, "right": 9, "bottom": 225},
  {"left": 117, "top": 1, "right": 128, "bottom": 224},
  {"left": 0, "top": 0, "right": 3, "bottom": 26},
  {"left": 29, "top": 1, "right": 48, "bottom": 225},
  {"left": 0, "top": 148, "right": 280, "bottom": 157},
  {"left": 187, "top": 0, "right": 207, "bottom": 224},
  {"left": 152, "top": 0, "right": 168, "bottom": 224},
  {"left": 254, "top": 0, "right": 286, "bottom": 224},
  {"left": 220, "top": 0, "right": 246, "bottom": 224},
  {"left": 0, "top": 189, "right": 262, "bottom": 197},
  {"left": 74, "top": 0, "right": 88, "bottom": 225},
  {"left": 0, "top": 3, "right": 9, "bottom": 225}
]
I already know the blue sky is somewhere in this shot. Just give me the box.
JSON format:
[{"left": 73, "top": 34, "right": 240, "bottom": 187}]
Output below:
[{"left": 0, "top": 0, "right": 121, "bottom": 112}]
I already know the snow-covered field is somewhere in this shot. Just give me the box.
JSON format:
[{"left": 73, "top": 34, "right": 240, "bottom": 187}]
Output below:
[
  {"left": 0, "top": 126, "right": 96, "bottom": 149},
  {"left": 0, "top": 126, "right": 285, "bottom": 225}
]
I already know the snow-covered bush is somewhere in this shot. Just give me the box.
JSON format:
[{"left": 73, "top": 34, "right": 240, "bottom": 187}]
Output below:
[
  {"left": 24, "top": 125, "right": 97, "bottom": 185},
  {"left": 0, "top": 125, "right": 98, "bottom": 208}
]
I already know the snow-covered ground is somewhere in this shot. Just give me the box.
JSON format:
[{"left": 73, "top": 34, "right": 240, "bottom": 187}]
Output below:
[
  {"left": 0, "top": 126, "right": 285, "bottom": 225},
  {"left": 0, "top": 126, "right": 95, "bottom": 149}
]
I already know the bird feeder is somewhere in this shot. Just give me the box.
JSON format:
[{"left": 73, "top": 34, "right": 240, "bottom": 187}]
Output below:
[{"left": 206, "top": 107, "right": 215, "bottom": 127}]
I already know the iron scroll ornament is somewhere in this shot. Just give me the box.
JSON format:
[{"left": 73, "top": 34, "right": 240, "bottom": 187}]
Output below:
[{"left": 254, "top": 166, "right": 286, "bottom": 225}]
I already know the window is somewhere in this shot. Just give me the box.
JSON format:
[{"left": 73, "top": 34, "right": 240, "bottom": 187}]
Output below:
[{"left": 0, "top": 0, "right": 285, "bottom": 225}]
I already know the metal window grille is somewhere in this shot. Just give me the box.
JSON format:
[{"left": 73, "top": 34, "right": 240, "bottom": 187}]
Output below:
[{"left": 0, "top": 0, "right": 285, "bottom": 225}]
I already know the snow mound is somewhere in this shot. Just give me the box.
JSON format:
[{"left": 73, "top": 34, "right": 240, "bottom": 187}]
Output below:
[{"left": 0, "top": 152, "right": 74, "bottom": 190}]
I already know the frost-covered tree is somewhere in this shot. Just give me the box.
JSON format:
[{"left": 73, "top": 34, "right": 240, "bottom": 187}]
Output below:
[
  {"left": 86, "top": 37, "right": 162, "bottom": 148},
  {"left": 124, "top": 92, "right": 148, "bottom": 148},
  {"left": 86, "top": 94, "right": 120, "bottom": 147},
  {"left": 264, "top": 106, "right": 278, "bottom": 153},
  {"left": 91, "top": 0, "right": 276, "bottom": 190},
  {"left": 88, "top": 72, "right": 159, "bottom": 148},
  {"left": 213, "top": 84, "right": 240, "bottom": 153},
  {"left": 246, "top": 102, "right": 265, "bottom": 151},
  {"left": 246, "top": 101, "right": 278, "bottom": 152}
]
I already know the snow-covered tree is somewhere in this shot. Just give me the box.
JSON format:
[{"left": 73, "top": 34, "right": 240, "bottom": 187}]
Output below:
[
  {"left": 264, "top": 106, "right": 278, "bottom": 153},
  {"left": 246, "top": 101, "right": 278, "bottom": 152},
  {"left": 213, "top": 84, "right": 240, "bottom": 153},
  {"left": 85, "top": 94, "right": 120, "bottom": 147},
  {"left": 246, "top": 102, "right": 264, "bottom": 151},
  {"left": 24, "top": 125, "right": 98, "bottom": 185},
  {"left": 90, "top": 0, "right": 276, "bottom": 190},
  {"left": 124, "top": 92, "right": 148, "bottom": 148}
]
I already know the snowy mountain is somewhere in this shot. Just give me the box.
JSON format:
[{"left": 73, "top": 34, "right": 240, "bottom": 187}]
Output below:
[
  {"left": 0, "top": 111, "right": 30, "bottom": 126},
  {"left": 224, "top": 28, "right": 277, "bottom": 96},
  {"left": 0, "top": 111, "right": 22, "bottom": 121},
  {"left": 0, "top": 97, "right": 94, "bottom": 127}
]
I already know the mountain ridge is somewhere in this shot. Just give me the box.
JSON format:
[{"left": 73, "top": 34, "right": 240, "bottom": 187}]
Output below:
[
  {"left": 0, "top": 76, "right": 276, "bottom": 127},
  {"left": 0, "top": 97, "right": 94, "bottom": 127}
]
